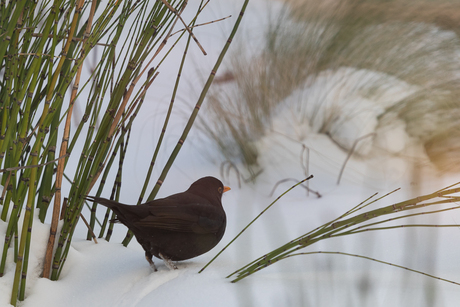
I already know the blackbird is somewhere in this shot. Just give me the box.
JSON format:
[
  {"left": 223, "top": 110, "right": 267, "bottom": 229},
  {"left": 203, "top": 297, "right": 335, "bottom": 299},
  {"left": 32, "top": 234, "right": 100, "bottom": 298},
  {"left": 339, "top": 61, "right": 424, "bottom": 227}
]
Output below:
[{"left": 85, "top": 176, "right": 230, "bottom": 271}]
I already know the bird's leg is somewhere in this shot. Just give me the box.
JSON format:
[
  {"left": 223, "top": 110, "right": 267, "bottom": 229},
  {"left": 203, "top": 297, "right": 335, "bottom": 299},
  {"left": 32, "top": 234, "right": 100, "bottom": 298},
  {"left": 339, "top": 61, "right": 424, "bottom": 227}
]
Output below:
[
  {"left": 145, "top": 251, "right": 157, "bottom": 271},
  {"left": 159, "top": 253, "right": 178, "bottom": 270}
]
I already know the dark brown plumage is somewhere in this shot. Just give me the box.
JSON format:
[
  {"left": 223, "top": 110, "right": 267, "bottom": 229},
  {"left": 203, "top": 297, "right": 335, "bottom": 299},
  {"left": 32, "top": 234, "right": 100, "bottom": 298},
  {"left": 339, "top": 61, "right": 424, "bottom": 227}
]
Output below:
[{"left": 85, "top": 176, "right": 230, "bottom": 270}]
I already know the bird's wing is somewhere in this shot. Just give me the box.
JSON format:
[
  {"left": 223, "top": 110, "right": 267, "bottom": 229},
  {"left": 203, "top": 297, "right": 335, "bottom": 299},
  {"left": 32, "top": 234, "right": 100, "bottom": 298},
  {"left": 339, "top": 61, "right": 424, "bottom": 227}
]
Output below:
[{"left": 134, "top": 203, "right": 224, "bottom": 234}]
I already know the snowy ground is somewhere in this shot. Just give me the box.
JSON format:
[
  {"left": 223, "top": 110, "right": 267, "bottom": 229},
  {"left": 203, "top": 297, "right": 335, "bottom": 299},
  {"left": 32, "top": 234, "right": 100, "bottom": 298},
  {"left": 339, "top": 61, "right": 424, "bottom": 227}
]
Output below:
[
  {"left": 2, "top": 128, "right": 460, "bottom": 307},
  {"left": 2, "top": 0, "right": 460, "bottom": 306}
]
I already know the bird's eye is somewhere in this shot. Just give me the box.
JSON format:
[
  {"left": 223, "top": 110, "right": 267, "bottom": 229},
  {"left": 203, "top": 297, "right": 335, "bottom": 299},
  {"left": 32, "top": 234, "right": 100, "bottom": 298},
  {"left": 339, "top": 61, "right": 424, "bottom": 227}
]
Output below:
[{"left": 218, "top": 187, "right": 223, "bottom": 194}]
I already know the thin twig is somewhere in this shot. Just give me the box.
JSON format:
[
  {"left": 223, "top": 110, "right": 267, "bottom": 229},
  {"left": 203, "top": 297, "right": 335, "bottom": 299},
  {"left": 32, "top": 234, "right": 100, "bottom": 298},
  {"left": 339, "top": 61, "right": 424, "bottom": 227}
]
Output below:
[
  {"left": 159, "top": 0, "right": 207, "bottom": 55},
  {"left": 301, "top": 144, "right": 310, "bottom": 196},
  {"left": 0, "top": 154, "right": 69, "bottom": 173},
  {"left": 169, "top": 15, "right": 232, "bottom": 36},
  {"left": 270, "top": 178, "right": 321, "bottom": 198},
  {"left": 337, "top": 133, "right": 375, "bottom": 185},
  {"left": 79, "top": 213, "right": 98, "bottom": 244},
  {"left": 220, "top": 161, "right": 242, "bottom": 188},
  {"left": 282, "top": 251, "right": 460, "bottom": 286}
]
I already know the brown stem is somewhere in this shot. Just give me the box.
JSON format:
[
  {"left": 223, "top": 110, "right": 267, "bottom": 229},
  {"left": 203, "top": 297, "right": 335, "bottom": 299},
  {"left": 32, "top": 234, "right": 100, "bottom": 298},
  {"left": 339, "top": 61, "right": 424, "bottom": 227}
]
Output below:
[{"left": 42, "top": 0, "right": 97, "bottom": 279}]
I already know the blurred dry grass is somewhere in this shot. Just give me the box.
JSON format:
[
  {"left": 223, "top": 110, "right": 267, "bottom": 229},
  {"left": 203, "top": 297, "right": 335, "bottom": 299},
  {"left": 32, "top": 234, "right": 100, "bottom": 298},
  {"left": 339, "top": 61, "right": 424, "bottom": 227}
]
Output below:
[
  {"left": 203, "top": 0, "right": 460, "bottom": 173},
  {"left": 287, "top": 0, "right": 460, "bottom": 31}
]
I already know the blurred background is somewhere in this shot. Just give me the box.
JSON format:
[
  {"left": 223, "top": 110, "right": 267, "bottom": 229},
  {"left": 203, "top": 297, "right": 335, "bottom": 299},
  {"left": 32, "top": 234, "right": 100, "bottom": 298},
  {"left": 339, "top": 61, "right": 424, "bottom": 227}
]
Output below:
[{"left": 191, "top": 0, "right": 460, "bottom": 305}]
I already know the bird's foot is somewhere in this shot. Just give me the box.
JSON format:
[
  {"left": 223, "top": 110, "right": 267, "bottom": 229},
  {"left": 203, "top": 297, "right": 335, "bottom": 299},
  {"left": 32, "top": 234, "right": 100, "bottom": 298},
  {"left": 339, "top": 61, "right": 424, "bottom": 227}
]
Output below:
[
  {"left": 145, "top": 253, "right": 158, "bottom": 272},
  {"left": 159, "top": 253, "right": 178, "bottom": 270}
]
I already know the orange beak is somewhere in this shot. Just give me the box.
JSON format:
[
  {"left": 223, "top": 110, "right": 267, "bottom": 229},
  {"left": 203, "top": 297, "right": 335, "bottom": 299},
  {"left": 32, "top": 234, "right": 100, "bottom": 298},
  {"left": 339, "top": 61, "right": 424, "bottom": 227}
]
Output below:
[{"left": 223, "top": 186, "right": 231, "bottom": 193}]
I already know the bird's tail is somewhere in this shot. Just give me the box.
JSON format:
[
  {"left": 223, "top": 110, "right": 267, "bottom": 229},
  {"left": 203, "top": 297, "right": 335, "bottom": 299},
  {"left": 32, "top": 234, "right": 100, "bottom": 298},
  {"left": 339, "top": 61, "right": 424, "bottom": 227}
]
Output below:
[
  {"left": 84, "top": 196, "right": 120, "bottom": 209},
  {"left": 84, "top": 196, "right": 142, "bottom": 225}
]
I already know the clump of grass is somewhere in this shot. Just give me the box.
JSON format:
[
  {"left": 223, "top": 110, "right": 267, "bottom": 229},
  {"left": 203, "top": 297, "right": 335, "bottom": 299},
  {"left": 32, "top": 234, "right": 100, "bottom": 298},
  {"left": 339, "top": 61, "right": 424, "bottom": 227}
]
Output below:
[
  {"left": 0, "top": 0, "right": 248, "bottom": 304},
  {"left": 221, "top": 180, "right": 460, "bottom": 283},
  {"left": 202, "top": 0, "right": 460, "bottom": 174},
  {"left": 201, "top": 5, "right": 338, "bottom": 173}
]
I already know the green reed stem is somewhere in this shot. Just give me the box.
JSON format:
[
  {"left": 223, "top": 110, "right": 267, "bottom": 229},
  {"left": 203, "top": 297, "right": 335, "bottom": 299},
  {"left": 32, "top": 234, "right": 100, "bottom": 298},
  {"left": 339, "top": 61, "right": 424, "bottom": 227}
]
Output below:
[{"left": 148, "top": 0, "right": 251, "bottom": 201}]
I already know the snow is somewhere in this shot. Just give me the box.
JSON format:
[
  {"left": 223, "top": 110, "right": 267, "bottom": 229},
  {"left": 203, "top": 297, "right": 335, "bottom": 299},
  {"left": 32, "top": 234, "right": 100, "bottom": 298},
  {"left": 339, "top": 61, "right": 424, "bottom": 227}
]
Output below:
[
  {"left": 283, "top": 67, "right": 419, "bottom": 156},
  {"left": 2, "top": 135, "right": 460, "bottom": 306},
  {"left": 2, "top": 1, "right": 460, "bottom": 306},
  {"left": 3, "top": 128, "right": 460, "bottom": 306}
]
